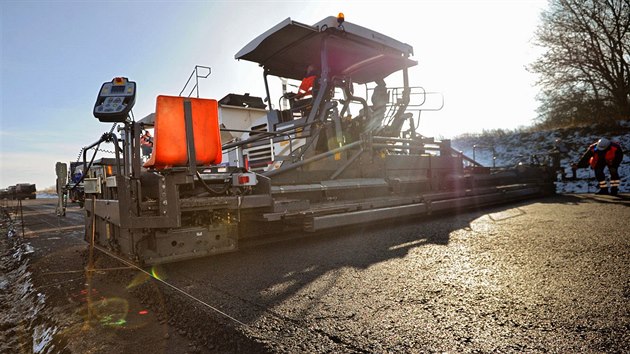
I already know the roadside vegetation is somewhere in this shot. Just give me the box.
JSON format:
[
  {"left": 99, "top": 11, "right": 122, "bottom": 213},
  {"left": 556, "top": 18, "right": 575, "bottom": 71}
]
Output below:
[
  {"left": 528, "top": 0, "right": 629, "bottom": 129},
  {"left": 453, "top": 0, "right": 629, "bottom": 183}
]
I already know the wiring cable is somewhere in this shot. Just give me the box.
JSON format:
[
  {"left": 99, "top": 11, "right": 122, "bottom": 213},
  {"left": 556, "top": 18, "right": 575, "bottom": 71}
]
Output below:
[
  {"left": 89, "top": 244, "right": 247, "bottom": 327},
  {"left": 196, "top": 171, "right": 229, "bottom": 195},
  {"left": 69, "top": 122, "right": 120, "bottom": 191}
]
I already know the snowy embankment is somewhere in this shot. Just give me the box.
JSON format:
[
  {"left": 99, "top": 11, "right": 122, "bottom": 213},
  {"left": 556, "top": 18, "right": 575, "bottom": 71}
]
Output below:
[
  {"left": 451, "top": 121, "right": 630, "bottom": 193},
  {"left": 0, "top": 209, "right": 60, "bottom": 353}
]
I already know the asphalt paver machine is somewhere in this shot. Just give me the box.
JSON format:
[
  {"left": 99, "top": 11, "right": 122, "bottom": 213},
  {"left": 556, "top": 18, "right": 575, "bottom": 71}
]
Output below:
[{"left": 83, "top": 15, "right": 555, "bottom": 265}]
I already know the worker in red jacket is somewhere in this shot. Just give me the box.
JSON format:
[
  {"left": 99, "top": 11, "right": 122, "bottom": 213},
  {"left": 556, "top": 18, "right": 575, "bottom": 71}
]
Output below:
[
  {"left": 140, "top": 130, "right": 153, "bottom": 158},
  {"left": 575, "top": 138, "right": 624, "bottom": 195},
  {"left": 295, "top": 64, "right": 318, "bottom": 100}
]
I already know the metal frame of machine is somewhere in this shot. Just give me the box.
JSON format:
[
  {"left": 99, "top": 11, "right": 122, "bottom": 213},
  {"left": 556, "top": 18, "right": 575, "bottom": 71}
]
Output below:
[{"left": 82, "top": 15, "right": 555, "bottom": 265}]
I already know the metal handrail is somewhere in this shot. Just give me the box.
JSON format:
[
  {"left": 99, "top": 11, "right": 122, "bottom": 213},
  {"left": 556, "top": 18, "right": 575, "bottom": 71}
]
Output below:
[{"left": 179, "top": 65, "right": 212, "bottom": 98}]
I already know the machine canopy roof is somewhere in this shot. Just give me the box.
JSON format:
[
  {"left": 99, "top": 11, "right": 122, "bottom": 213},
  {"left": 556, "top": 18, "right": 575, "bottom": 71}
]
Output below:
[{"left": 235, "top": 16, "right": 417, "bottom": 84}]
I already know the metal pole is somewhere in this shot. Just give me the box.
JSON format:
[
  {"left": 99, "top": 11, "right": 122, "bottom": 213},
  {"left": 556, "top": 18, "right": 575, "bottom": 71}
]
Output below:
[
  {"left": 330, "top": 148, "right": 364, "bottom": 180},
  {"left": 183, "top": 99, "right": 197, "bottom": 176},
  {"left": 263, "top": 70, "right": 272, "bottom": 108},
  {"left": 194, "top": 66, "right": 200, "bottom": 98},
  {"left": 84, "top": 195, "right": 96, "bottom": 328},
  {"left": 264, "top": 141, "right": 361, "bottom": 177},
  {"left": 19, "top": 199, "right": 25, "bottom": 238}
]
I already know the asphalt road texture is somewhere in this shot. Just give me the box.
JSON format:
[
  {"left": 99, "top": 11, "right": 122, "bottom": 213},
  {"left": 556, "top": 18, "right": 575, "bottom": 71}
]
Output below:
[{"left": 5, "top": 194, "right": 630, "bottom": 353}]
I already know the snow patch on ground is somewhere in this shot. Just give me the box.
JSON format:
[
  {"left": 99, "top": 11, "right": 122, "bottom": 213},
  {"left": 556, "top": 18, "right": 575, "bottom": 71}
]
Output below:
[
  {"left": 0, "top": 210, "right": 64, "bottom": 353},
  {"left": 451, "top": 122, "right": 630, "bottom": 193}
]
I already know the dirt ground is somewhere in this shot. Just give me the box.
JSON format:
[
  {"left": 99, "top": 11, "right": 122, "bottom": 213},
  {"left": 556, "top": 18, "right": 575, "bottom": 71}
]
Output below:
[
  {"left": 0, "top": 200, "right": 213, "bottom": 354},
  {"left": 1, "top": 194, "right": 629, "bottom": 353}
]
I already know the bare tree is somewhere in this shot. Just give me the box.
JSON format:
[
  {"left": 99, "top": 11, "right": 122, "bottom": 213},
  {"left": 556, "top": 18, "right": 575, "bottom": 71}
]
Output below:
[{"left": 530, "top": 0, "right": 630, "bottom": 127}]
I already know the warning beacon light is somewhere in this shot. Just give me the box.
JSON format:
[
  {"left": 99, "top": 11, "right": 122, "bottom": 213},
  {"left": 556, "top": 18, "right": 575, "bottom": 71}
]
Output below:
[
  {"left": 337, "top": 12, "right": 345, "bottom": 27},
  {"left": 93, "top": 77, "right": 137, "bottom": 123}
]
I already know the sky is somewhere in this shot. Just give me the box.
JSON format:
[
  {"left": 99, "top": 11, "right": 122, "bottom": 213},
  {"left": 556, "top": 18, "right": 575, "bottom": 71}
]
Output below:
[{"left": 0, "top": 0, "right": 547, "bottom": 189}]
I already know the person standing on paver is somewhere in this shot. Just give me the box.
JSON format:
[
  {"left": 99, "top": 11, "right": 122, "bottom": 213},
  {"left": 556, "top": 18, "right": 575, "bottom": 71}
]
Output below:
[
  {"left": 140, "top": 130, "right": 153, "bottom": 159},
  {"left": 574, "top": 138, "right": 623, "bottom": 195}
]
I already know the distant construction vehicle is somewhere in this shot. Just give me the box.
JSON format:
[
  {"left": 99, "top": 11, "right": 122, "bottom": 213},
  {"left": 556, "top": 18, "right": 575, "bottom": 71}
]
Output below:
[{"left": 0, "top": 183, "right": 36, "bottom": 200}]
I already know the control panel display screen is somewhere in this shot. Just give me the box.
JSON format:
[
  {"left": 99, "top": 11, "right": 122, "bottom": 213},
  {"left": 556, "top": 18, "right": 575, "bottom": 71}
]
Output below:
[
  {"left": 111, "top": 85, "right": 125, "bottom": 93},
  {"left": 94, "top": 77, "right": 136, "bottom": 122}
]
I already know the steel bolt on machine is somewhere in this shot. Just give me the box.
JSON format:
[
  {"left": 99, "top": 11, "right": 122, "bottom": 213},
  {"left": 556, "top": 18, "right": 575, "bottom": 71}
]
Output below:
[{"left": 76, "top": 14, "right": 555, "bottom": 265}]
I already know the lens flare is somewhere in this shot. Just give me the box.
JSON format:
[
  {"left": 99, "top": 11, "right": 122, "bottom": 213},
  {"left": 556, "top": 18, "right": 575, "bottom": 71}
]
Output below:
[
  {"left": 100, "top": 315, "right": 127, "bottom": 327},
  {"left": 150, "top": 265, "right": 166, "bottom": 281},
  {"left": 91, "top": 298, "right": 129, "bottom": 328},
  {"left": 126, "top": 272, "right": 150, "bottom": 289}
]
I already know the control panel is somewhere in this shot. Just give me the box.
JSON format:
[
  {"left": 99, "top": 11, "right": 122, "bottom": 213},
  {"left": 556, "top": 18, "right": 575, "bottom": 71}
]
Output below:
[{"left": 93, "top": 77, "right": 136, "bottom": 122}]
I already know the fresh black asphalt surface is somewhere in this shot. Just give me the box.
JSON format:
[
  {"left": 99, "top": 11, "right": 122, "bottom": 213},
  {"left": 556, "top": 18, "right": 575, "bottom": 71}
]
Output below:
[{"left": 135, "top": 194, "right": 630, "bottom": 353}]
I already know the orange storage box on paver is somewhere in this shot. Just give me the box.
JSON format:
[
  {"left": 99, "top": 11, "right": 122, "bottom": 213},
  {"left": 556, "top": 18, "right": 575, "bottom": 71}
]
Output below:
[{"left": 144, "top": 95, "right": 222, "bottom": 169}]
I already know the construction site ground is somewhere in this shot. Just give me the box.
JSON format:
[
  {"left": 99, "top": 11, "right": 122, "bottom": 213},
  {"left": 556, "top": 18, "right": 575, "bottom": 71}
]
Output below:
[{"left": 2, "top": 195, "right": 629, "bottom": 353}]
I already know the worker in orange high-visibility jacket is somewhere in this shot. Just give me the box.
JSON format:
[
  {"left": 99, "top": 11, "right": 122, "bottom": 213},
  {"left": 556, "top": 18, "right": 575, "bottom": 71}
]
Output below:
[
  {"left": 575, "top": 138, "right": 624, "bottom": 195},
  {"left": 295, "top": 65, "right": 318, "bottom": 100}
]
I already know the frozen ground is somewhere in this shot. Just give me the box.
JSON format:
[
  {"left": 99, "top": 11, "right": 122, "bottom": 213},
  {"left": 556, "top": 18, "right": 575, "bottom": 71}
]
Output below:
[
  {"left": 0, "top": 210, "right": 63, "bottom": 353},
  {"left": 451, "top": 121, "right": 630, "bottom": 194}
]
